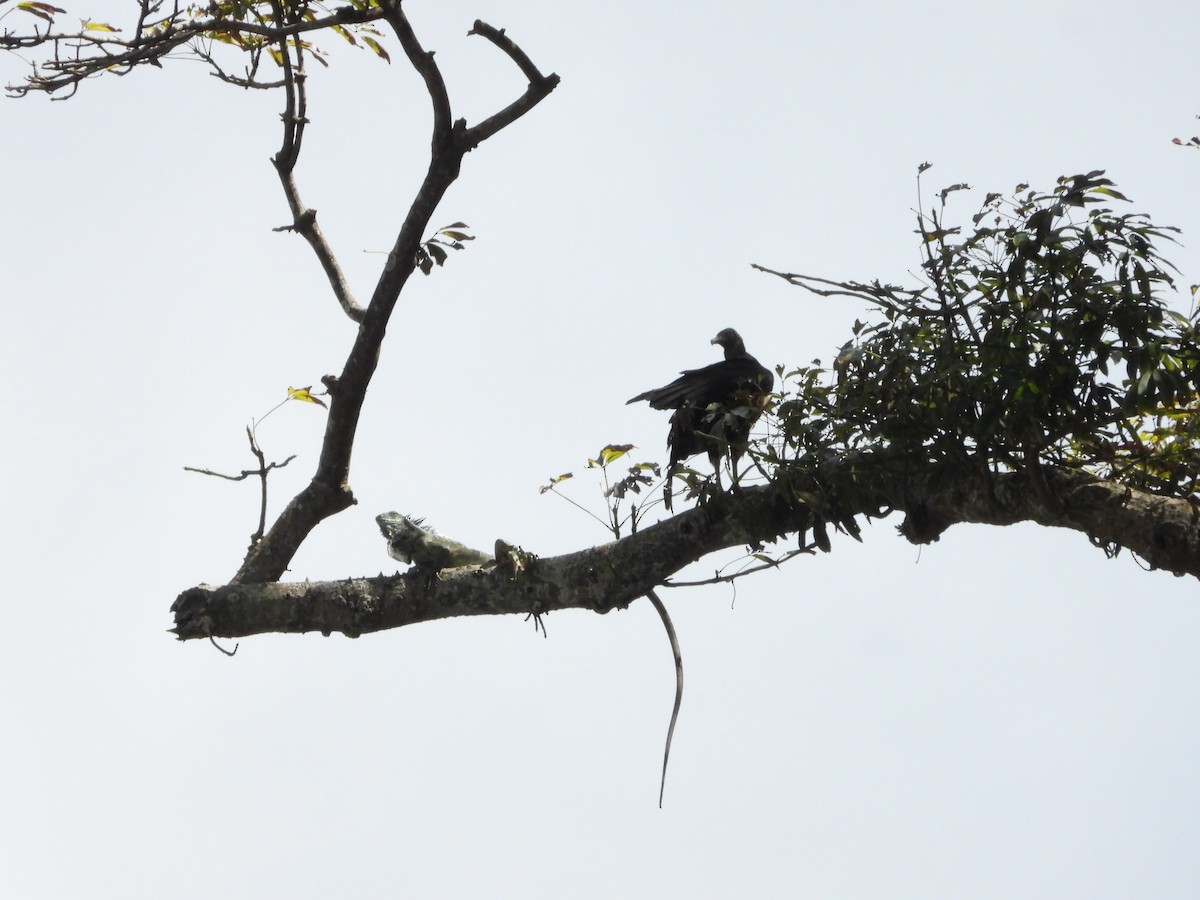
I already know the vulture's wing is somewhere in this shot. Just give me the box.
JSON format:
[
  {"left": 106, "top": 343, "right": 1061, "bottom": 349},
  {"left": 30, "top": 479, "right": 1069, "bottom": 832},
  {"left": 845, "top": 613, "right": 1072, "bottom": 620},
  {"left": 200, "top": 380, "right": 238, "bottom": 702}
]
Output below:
[
  {"left": 627, "top": 360, "right": 737, "bottom": 410},
  {"left": 628, "top": 358, "right": 773, "bottom": 409}
]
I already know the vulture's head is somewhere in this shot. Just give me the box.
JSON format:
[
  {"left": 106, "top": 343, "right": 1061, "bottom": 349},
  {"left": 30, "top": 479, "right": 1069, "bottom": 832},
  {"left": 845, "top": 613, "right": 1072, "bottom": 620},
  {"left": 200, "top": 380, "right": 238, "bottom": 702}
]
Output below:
[{"left": 711, "top": 327, "right": 747, "bottom": 359}]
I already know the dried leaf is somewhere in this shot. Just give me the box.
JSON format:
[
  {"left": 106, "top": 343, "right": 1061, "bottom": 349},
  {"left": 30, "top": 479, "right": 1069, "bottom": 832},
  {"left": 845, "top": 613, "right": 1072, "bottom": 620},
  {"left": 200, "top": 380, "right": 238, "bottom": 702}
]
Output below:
[
  {"left": 539, "top": 473, "right": 573, "bottom": 494},
  {"left": 426, "top": 242, "right": 447, "bottom": 267},
  {"left": 363, "top": 35, "right": 391, "bottom": 63},
  {"left": 16, "top": 2, "right": 66, "bottom": 22}
]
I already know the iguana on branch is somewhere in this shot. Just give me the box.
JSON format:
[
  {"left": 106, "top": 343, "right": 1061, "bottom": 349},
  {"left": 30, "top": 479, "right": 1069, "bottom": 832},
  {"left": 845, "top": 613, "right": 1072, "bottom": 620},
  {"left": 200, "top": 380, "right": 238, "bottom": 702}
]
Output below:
[{"left": 376, "top": 512, "right": 493, "bottom": 574}]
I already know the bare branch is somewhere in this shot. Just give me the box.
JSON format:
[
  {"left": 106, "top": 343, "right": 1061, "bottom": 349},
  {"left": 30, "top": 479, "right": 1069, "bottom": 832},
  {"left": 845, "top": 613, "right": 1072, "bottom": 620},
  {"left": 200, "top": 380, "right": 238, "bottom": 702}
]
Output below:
[
  {"left": 184, "top": 425, "right": 297, "bottom": 549},
  {"left": 182, "top": 455, "right": 297, "bottom": 482},
  {"left": 460, "top": 20, "right": 560, "bottom": 150},
  {"left": 230, "top": 10, "right": 559, "bottom": 584},
  {"left": 751, "top": 264, "right": 923, "bottom": 312},
  {"left": 246, "top": 426, "right": 271, "bottom": 547},
  {"left": 467, "top": 20, "right": 546, "bottom": 84},
  {"left": 662, "top": 547, "right": 814, "bottom": 587},
  {"left": 272, "top": 210, "right": 364, "bottom": 321},
  {"left": 381, "top": 3, "right": 452, "bottom": 150},
  {"left": 265, "top": 4, "right": 365, "bottom": 322}
]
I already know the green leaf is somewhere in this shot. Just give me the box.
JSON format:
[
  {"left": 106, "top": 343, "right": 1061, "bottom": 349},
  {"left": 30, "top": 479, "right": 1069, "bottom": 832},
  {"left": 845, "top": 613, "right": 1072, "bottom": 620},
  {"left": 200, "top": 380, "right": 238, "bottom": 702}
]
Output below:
[{"left": 587, "top": 443, "right": 635, "bottom": 468}]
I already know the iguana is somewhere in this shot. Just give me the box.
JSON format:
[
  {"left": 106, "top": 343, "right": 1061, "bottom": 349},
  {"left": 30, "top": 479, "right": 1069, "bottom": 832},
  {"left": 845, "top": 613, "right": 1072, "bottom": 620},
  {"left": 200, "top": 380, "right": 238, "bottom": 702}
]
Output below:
[{"left": 376, "top": 512, "right": 493, "bottom": 574}]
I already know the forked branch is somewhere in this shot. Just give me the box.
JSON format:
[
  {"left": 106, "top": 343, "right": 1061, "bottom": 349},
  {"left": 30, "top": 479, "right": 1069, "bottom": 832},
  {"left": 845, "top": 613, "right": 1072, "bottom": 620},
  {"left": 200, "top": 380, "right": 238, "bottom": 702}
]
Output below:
[
  {"left": 5, "top": 2, "right": 560, "bottom": 584},
  {"left": 231, "top": 7, "right": 559, "bottom": 584}
]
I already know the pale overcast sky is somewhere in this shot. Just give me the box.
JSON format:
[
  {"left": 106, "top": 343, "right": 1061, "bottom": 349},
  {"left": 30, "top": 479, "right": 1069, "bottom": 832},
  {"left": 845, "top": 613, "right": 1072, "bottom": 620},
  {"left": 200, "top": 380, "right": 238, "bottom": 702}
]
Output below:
[{"left": 4, "top": 1, "right": 1200, "bottom": 897}]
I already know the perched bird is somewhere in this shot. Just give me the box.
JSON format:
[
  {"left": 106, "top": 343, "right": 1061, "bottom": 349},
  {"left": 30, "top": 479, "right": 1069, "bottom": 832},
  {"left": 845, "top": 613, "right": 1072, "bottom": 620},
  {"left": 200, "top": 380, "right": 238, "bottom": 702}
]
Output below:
[{"left": 627, "top": 328, "right": 774, "bottom": 510}]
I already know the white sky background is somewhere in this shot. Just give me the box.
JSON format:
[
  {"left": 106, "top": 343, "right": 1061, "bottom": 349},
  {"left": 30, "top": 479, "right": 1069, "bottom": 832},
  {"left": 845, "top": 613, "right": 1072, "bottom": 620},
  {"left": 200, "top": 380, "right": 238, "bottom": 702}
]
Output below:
[{"left": 3, "top": 0, "right": 1200, "bottom": 896}]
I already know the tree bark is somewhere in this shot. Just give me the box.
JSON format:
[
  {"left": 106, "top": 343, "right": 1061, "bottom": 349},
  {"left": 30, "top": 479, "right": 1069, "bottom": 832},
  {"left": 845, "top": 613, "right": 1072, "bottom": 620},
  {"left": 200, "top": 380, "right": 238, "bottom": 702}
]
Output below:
[{"left": 172, "top": 462, "right": 1200, "bottom": 640}]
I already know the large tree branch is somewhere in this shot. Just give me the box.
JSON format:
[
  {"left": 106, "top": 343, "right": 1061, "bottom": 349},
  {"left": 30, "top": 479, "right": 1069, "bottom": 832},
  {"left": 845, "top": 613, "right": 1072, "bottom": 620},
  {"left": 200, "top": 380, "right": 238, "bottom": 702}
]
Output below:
[
  {"left": 230, "top": 12, "right": 559, "bottom": 584},
  {"left": 382, "top": 3, "right": 453, "bottom": 151},
  {"left": 174, "top": 462, "right": 1200, "bottom": 640},
  {"left": 894, "top": 462, "right": 1200, "bottom": 573}
]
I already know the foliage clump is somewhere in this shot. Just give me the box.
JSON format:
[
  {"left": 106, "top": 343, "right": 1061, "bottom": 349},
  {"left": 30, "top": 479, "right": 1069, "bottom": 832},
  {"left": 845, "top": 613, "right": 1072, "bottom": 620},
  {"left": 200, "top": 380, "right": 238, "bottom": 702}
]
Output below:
[{"left": 761, "top": 170, "right": 1200, "bottom": 502}]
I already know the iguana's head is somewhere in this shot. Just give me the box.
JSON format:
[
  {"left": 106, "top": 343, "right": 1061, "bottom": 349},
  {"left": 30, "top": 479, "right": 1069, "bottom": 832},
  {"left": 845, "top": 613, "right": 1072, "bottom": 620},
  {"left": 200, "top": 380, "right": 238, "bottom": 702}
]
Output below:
[{"left": 376, "top": 512, "right": 428, "bottom": 563}]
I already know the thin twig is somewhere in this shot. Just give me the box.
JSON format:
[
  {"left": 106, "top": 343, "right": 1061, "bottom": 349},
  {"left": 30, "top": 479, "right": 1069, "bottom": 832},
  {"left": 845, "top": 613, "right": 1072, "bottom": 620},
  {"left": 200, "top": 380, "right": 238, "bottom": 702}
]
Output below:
[
  {"left": 183, "top": 423, "right": 297, "bottom": 550},
  {"left": 246, "top": 426, "right": 270, "bottom": 544},
  {"left": 662, "top": 548, "right": 812, "bottom": 587},
  {"left": 182, "top": 455, "right": 297, "bottom": 482}
]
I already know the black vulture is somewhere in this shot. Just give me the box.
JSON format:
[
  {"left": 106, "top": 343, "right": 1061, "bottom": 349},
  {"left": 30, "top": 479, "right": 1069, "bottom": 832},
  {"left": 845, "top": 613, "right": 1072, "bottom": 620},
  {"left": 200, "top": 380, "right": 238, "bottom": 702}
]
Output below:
[{"left": 628, "top": 328, "right": 774, "bottom": 510}]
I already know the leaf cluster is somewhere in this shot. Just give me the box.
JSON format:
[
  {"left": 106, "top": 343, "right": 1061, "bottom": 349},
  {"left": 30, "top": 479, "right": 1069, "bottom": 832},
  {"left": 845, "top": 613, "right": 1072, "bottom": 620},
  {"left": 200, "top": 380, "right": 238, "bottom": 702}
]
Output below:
[
  {"left": 764, "top": 171, "right": 1200, "bottom": 501},
  {"left": 414, "top": 223, "right": 473, "bottom": 275},
  {"left": 2, "top": 0, "right": 392, "bottom": 97},
  {"left": 541, "top": 444, "right": 661, "bottom": 539}
]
